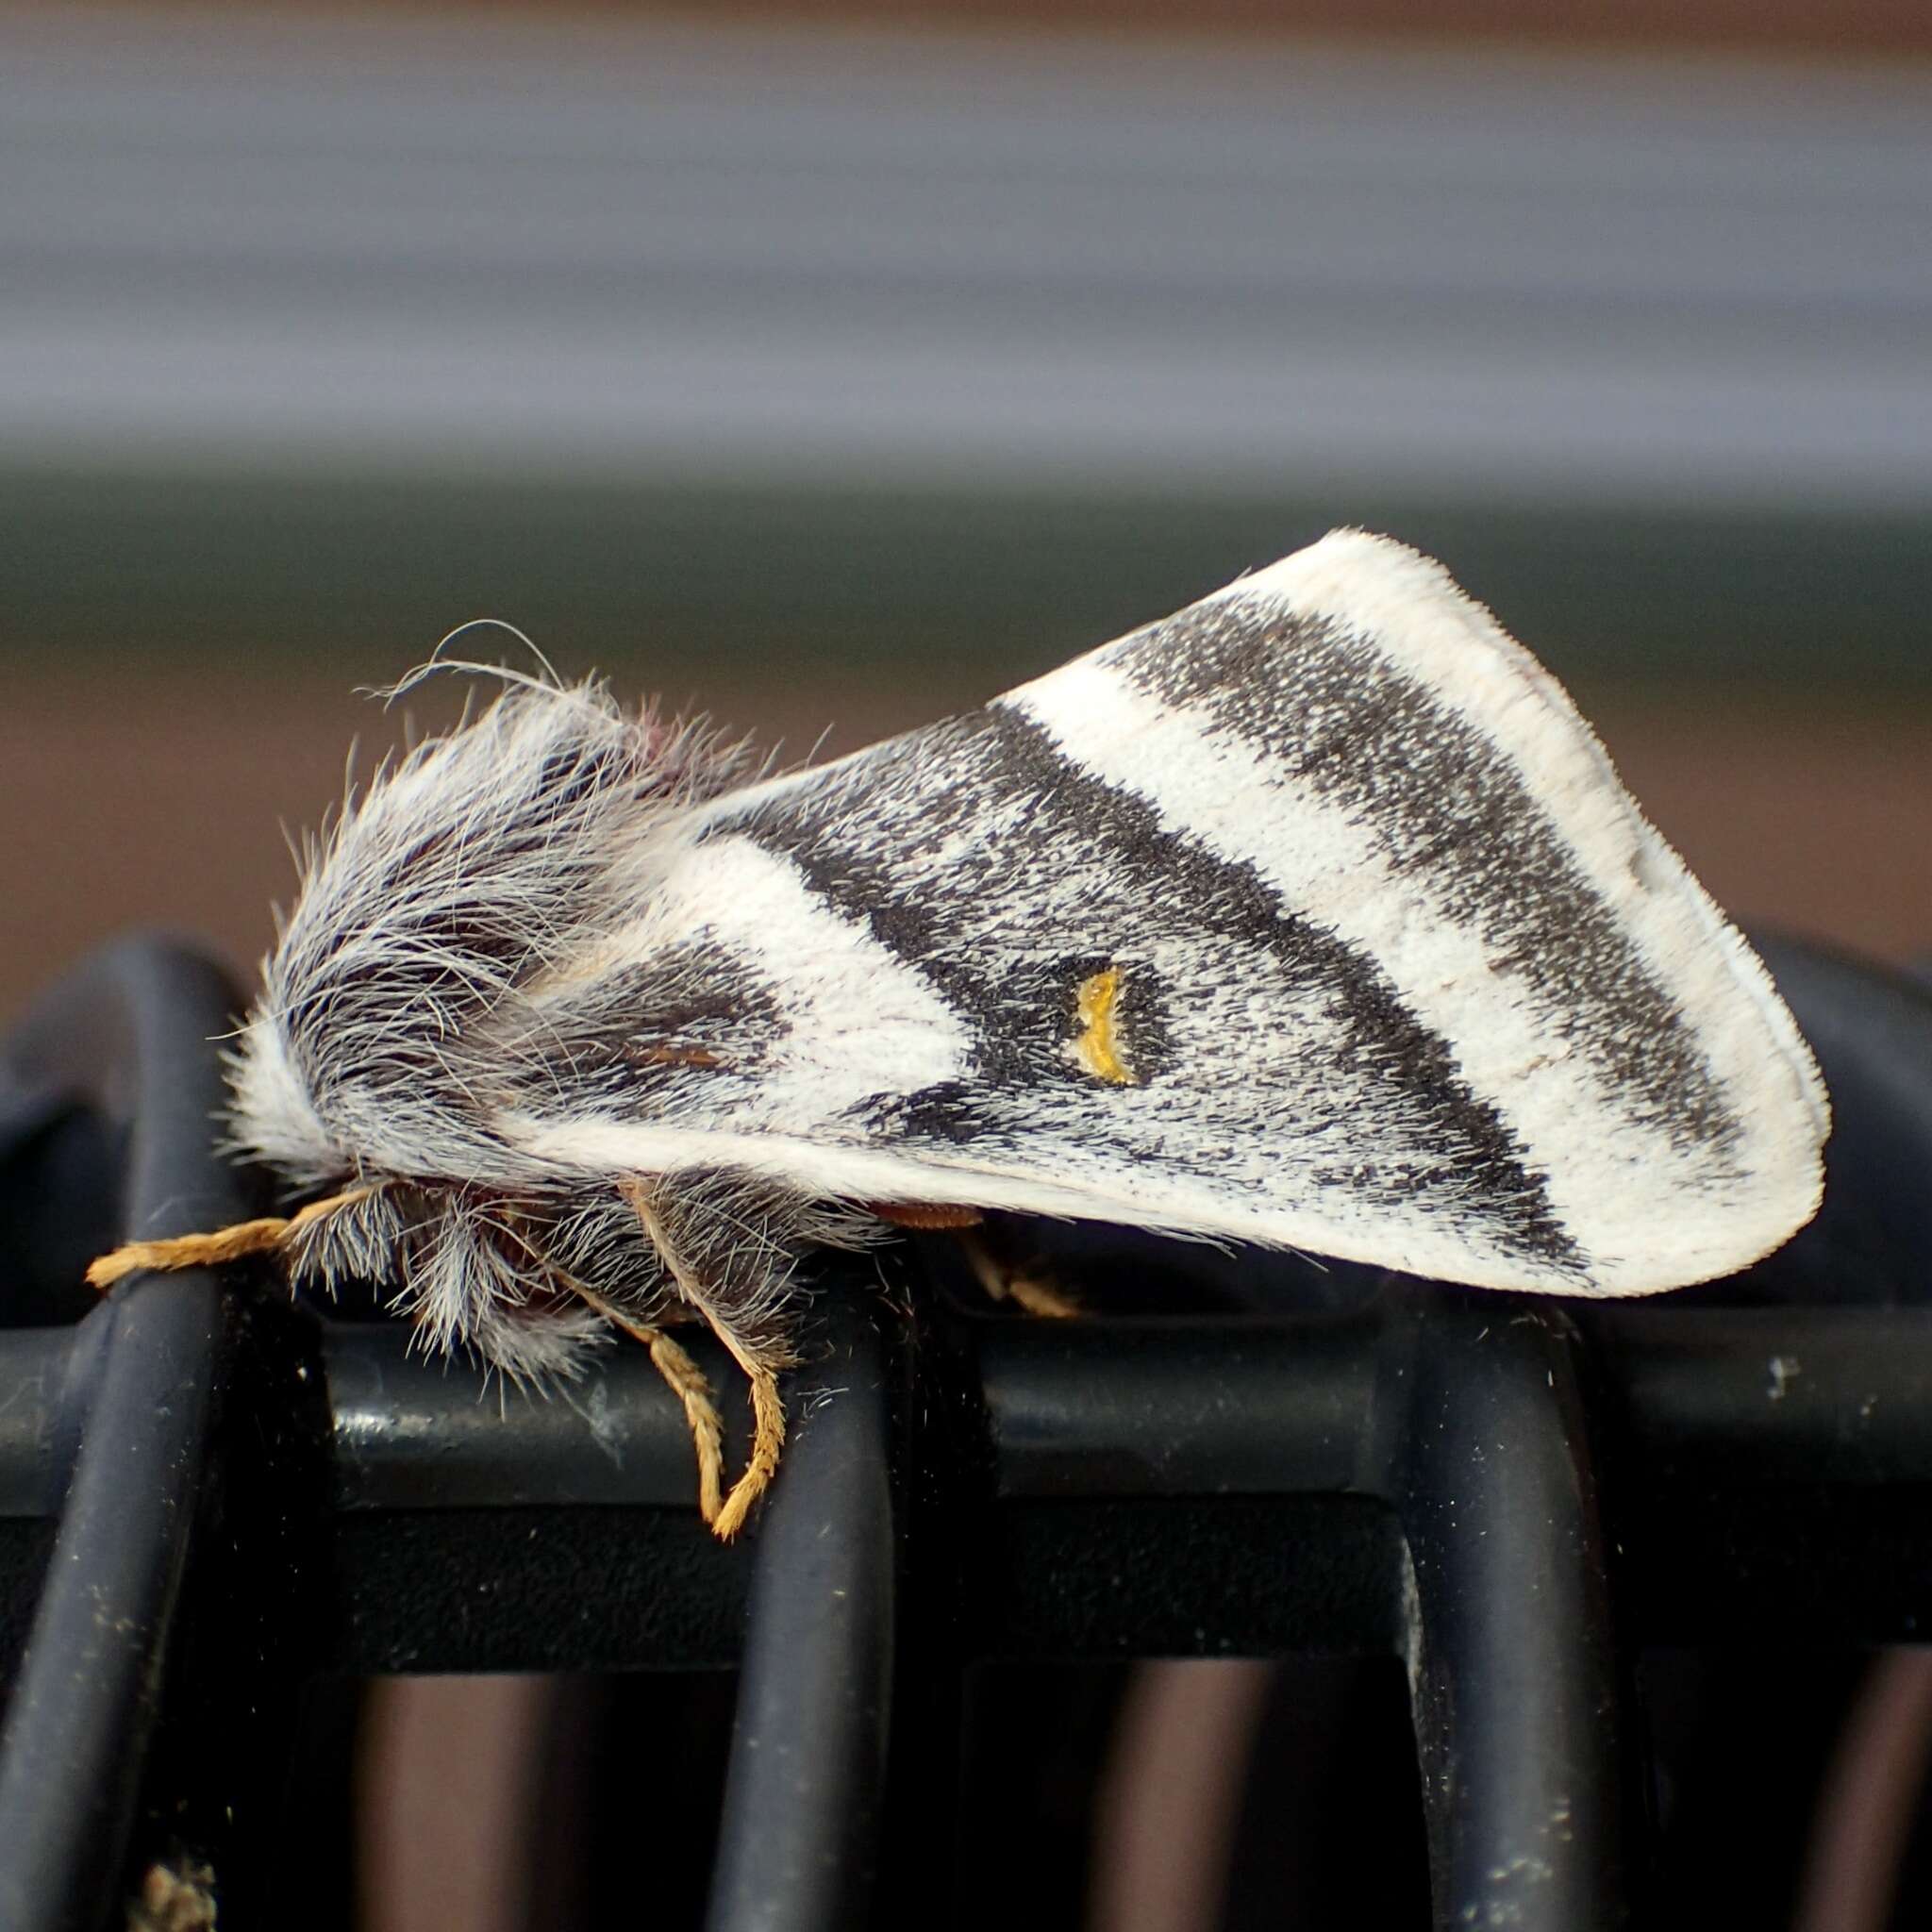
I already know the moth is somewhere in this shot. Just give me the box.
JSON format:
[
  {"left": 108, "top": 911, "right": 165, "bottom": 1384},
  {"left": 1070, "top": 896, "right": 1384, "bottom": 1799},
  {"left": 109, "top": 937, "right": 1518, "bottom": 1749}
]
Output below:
[{"left": 92, "top": 531, "right": 1830, "bottom": 1536}]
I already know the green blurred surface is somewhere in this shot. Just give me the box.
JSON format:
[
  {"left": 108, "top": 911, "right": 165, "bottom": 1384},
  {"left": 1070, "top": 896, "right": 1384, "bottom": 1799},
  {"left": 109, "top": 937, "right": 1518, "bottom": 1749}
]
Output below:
[{"left": 7, "top": 466, "right": 1928, "bottom": 707}]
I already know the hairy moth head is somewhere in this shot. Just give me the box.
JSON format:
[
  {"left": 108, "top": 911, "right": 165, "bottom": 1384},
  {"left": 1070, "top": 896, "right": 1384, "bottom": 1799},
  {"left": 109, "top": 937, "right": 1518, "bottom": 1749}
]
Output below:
[{"left": 225, "top": 670, "right": 761, "bottom": 1379}]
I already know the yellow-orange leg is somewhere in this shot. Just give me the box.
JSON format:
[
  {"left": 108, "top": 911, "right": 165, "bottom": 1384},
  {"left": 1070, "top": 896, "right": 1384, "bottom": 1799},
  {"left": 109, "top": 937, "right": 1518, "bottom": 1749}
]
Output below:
[
  {"left": 621, "top": 1180, "right": 788, "bottom": 1541},
  {"left": 570, "top": 1284, "right": 726, "bottom": 1529},
  {"left": 956, "top": 1226, "right": 1082, "bottom": 1321},
  {"left": 870, "top": 1203, "right": 1081, "bottom": 1322}
]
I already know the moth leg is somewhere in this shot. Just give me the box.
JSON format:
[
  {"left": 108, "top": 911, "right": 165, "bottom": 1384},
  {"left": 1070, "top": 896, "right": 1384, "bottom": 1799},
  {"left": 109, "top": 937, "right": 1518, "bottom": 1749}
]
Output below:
[
  {"left": 568, "top": 1281, "right": 725, "bottom": 1529},
  {"left": 958, "top": 1225, "right": 1082, "bottom": 1322},
  {"left": 696, "top": 1321, "right": 786, "bottom": 1544},
  {"left": 866, "top": 1201, "right": 1077, "bottom": 1316},
  {"left": 86, "top": 1182, "right": 375, "bottom": 1290},
  {"left": 620, "top": 1178, "right": 789, "bottom": 1542}
]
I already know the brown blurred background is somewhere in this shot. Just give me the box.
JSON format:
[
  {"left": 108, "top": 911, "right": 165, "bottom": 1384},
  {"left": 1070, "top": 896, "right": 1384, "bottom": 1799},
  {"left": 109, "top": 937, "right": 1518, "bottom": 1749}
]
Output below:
[{"left": 5, "top": 4, "right": 1929, "bottom": 1025}]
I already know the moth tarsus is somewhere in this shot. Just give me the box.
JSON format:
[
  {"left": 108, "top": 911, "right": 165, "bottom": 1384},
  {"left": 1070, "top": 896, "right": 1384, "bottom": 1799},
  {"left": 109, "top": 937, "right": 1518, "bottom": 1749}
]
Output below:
[
  {"left": 955, "top": 1225, "right": 1082, "bottom": 1321},
  {"left": 91, "top": 529, "right": 1828, "bottom": 1537},
  {"left": 569, "top": 1284, "right": 727, "bottom": 1530}
]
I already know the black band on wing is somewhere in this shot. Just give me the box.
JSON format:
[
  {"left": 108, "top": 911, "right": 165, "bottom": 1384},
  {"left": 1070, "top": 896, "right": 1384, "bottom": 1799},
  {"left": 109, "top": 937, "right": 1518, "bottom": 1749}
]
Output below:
[
  {"left": 720, "top": 703, "right": 1583, "bottom": 1273},
  {"left": 1125, "top": 601, "right": 1738, "bottom": 1157}
]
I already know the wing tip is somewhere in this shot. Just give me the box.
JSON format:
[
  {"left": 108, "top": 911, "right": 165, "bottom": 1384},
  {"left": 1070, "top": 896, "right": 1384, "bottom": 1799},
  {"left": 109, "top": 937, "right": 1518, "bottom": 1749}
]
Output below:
[
  {"left": 1237, "top": 525, "right": 1456, "bottom": 601},
  {"left": 1201, "top": 528, "right": 1835, "bottom": 1299}
]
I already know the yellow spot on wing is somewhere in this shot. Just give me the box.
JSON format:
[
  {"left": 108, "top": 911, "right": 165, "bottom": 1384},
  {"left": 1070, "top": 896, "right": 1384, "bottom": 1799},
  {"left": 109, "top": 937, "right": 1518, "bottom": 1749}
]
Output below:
[{"left": 1073, "top": 966, "right": 1136, "bottom": 1085}]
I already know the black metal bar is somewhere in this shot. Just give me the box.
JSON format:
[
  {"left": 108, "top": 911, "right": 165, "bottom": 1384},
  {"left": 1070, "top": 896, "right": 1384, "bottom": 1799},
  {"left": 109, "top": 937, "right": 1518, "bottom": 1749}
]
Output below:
[
  {"left": 977, "top": 1314, "right": 1378, "bottom": 1499},
  {"left": 706, "top": 1296, "right": 897, "bottom": 1932},
  {"left": 982, "top": 1304, "right": 1932, "bottom": 1496},
  {"left": 0, "top": 941, "right": 248, "bottom": 1932},
  {"left": 0, "top": 1302, "right": 1926, "bottom": 1524},
  {"left": 0, "top": 1296, "right": 1924, "bottom": 1673},
  {"left": 1754, "top": 939, "right": 1932, "bottom": 1289},
  {"left": 322, "top": 1320, "right": 754, "bottom": 1676},
  {"left": 1392, "top": 1300, "right": 1637, "bottom": 1932},
  {"left": 0, "top": 1298, "right": 1924, "bottom": 1674},
  {"left": 0, "top": 1331, "right": 84, "bottom": 1520},
  {"left": 1594, "top": 1304, "right": 1932, "bottom": 1482},
  {"left": 326, "top": 1321, "right": 727, "bottom": 1511}
]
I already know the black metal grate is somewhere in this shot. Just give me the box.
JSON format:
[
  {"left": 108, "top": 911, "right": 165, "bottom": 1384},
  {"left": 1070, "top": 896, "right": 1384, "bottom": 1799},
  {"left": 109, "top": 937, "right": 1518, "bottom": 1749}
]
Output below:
[{"left": 1, "top": 934, "right": 1929, "bottom": 1930}]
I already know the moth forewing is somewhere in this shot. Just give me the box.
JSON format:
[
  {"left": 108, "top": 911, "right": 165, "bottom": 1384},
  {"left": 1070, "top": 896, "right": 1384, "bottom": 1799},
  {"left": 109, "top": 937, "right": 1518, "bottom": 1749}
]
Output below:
[{"left": 543, "top": 529, "right": 1825, "bottom": 1302}]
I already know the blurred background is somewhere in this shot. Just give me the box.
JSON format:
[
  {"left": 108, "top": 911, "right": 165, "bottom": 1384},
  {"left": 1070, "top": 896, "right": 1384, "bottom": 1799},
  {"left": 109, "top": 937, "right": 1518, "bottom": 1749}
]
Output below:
[
  {"left": 4, "top": 2, "right": 1929, "bottom": 1024},
  {"left": 3, "top": 5, "right": 1928, "bottom": 1930}
]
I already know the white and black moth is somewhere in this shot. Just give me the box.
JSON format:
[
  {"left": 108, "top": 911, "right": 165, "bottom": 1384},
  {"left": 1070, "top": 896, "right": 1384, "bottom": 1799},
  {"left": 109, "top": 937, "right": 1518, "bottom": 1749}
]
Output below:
[{"left": 98, "top": 530, "right": 1829, "bottom": 1535}]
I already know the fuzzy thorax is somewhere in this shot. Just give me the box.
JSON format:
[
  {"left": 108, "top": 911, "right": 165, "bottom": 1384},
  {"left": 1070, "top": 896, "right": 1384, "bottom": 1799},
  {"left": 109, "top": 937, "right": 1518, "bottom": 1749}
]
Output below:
[{"left": 219, "top": 669, "right": 798, "bottom": 1382}]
